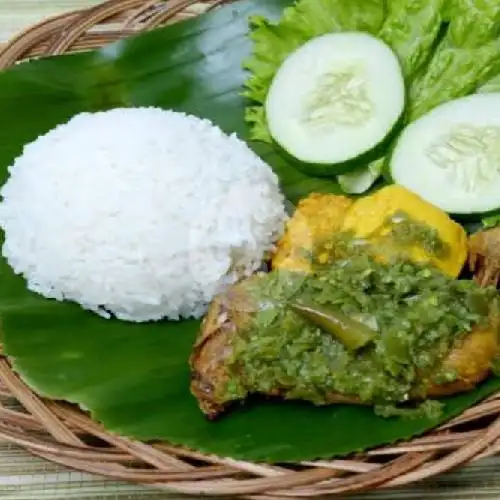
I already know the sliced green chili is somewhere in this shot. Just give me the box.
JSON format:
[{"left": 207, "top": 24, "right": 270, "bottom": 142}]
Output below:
[{"left": 290, "top": 302, "right": 378, "bottom": 351}]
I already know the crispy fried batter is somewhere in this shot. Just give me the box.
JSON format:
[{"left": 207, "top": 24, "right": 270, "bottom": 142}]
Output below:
[
  {"left": 468, "top": 227, "right": 500, "bottom": 286},
  {"left": 425, "top": 325, "right": 498, "bottom": 397},
  {"left": 189, "top": 279, "right": 257, "bottom": 419},
  {"left": 272, "top": 193, "right": 353, "bottom": 272}
]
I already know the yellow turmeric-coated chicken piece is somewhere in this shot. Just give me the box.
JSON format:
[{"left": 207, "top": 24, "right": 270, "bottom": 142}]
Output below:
[
  {"left": 273, "top": 185, "right": 467, "bottom": 277},
  {"left": 272, "top": 193, "right": 353, "bottom": 272},
  {"left": 341, "top": 185, "right": 468, "bottom": 277}
]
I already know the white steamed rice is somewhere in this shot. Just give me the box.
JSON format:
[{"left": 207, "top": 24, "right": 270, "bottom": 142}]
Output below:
[{"left": 0, "top": 108, "right": 287, "bottom": 322}]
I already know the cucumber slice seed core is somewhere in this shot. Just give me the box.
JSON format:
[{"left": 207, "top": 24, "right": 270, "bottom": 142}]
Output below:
[
  {"left": 304, "top": 65, "right": 373, "bottom": 128},
  {"left": 426, "top": 125, "right": 500, "bottom": 193}
]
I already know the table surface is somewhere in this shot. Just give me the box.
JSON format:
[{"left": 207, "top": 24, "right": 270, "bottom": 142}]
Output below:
[{"left": 1, "top": 1, "right": 500, "bottom": 499}]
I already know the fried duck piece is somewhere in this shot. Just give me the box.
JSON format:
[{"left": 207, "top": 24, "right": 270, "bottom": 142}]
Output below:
[
  {"left": 190, "top": 265, "right": 499, "bottom": 419},
  {"left": 190, "top": 278, "right": 364, "bottom": 419},
  {"left": 468, "top": 227, "right": 500, "bottom": 286},
  {"left": 190, "top": 281, "right": 253, "bottom": 419}
]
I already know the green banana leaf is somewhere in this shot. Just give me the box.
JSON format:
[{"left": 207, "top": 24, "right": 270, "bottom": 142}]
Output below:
[{"left": 1, "top": 0, "right": 500, "bottom": 463}]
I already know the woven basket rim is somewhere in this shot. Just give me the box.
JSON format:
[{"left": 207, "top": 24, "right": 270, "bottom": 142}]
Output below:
[{"left": 0, "top": 1, "right": 500, "bottom": 497}]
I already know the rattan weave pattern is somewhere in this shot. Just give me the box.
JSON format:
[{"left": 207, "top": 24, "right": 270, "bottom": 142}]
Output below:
[{"left": 0, "top": 1, "right": 500, "bottom": 497}]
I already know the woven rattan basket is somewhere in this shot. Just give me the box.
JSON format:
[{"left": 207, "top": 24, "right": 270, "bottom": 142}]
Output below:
[{"left": 1, "top": 1, "right": 500, "bottom": 497}]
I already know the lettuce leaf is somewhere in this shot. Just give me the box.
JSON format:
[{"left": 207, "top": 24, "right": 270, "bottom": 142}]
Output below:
[
  {"left": 243, "top": 0, "right": 386, "bottom": 142},
  {"left": 478, "top": 72, "right": 500, "bottom": 93},
  {"left": 409, "top": 0, "right": 500, "bottom": 120},
  {"left": 378, "top": 0, "right": 446, "bottom": 78},
  {"left": 338, "top": 0, "right": 447, "bottom": 193},
  {"left": 245, "top": 0, "right": 500, "bottom": 197},
  {"left": 342, "top": 0, "right": 500, "bottom": 193},
  {"left": 482, "top": 214, "right": 500, "bottom": 228}
]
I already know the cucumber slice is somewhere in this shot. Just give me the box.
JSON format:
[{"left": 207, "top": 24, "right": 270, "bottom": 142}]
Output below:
[
  {"left": 390, "top": 94, "right": 500, "bottom": 215},
  {"left": 265, "top": 32, "right": 406, "bottom": 167}
]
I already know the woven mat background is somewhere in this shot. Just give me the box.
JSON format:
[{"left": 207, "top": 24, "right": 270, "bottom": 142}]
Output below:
[{"left": 1, "top": 1, "right": 500, "bottom": 499}]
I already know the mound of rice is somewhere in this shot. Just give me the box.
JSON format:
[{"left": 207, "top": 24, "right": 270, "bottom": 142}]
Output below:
[{"left": 0, "top": 108, "right": 287, "bottom": 322}]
